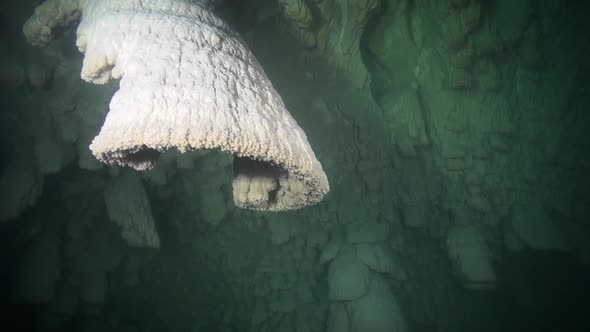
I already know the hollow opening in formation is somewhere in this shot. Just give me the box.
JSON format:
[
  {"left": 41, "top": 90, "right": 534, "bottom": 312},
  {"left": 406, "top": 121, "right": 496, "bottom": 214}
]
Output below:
[
  {"left": 121, "top": 148, "right": 161, "bottom": 169},
  {"left": 233, "top": 156, "right": 288, "bottom": 206}
]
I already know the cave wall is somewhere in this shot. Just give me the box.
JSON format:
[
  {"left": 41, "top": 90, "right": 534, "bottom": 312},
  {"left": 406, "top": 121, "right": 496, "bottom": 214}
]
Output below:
[{"left": 0, "top": 0, "right": 589, "bottom": 332}]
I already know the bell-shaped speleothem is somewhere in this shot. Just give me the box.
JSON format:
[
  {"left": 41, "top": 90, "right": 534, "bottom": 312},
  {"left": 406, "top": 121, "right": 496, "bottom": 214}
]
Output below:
[{"left": 23, "top": 0, "right": 329, "bottom": 211}]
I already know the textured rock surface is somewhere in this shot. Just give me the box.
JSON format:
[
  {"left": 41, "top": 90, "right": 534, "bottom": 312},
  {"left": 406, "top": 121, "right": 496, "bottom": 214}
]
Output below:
[
  {"left": 0, "top": 153, "right": 44, "bottom": 222},
  {"left": 447, "top": 225, "right": 496, "bottom": 289},
  {"left": 104, "top": 173, "right": 161, "bottom": 248},
  {"left": 347, "top": 274, "right": 407, "bottom": 332},
  {"left": 328, "top": 246, "right": 372, "bottom": 301},
  {"left": 279, "top": 0, "right": 380, "bottom": 87},
  {"left": 23, "top": 0, "right": 329, "bottom": 211},
  {"left": 13, "top": 228, "right": 61, "bottom": 303},
  {"left": 1, "top": 0, "right": 589, "bottom": 331}
]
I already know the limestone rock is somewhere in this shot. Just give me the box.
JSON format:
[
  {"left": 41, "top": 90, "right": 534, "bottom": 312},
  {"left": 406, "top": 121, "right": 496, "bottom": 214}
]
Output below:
[
  {"left": 447, "top": 225, "right": 496, "bottom": 289},
  {"left": 346, "top": 274, "right": 407, "bottom": 332},
  {"left": 511, "top": 204, "right": 566, "bottom": 251},
  {"left": 345, "top": 221, "right": 390, "bottom": 243},
  {"left": 355, "top": 242, "right": 397, "bottom": 275},
  {"left": 319, "top": 229, "right": 343, "bottom": 264},
  {"left": 328, "top": 246, "right": 372, "bottom": 301}
]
